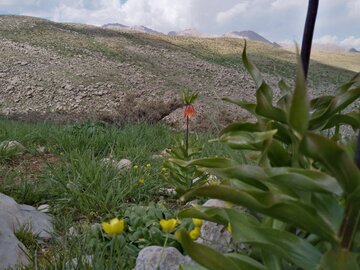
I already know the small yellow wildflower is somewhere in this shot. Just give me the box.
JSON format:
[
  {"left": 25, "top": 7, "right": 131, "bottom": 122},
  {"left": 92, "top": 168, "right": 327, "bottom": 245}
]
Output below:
[
  {"left": 102, "top": 218, "right": 125, "bottom": 236},
  {"left": 138, "top": 178, "right": 145, "bottom": 185},
  {"left": 227, "top": 223, "right": 232, "bottom": 233},
  {"left": 146, "top": 163, "right": 151, "bottom": 168},
  {"left": 161, "top": 167, "right": 167, "bottom": 173},
  {"left": 189, "top": 227, "right": 201, "bottom": 240},
  {"left": 192, "top": 218, "right": 203, "bottom": 227},
  {"left": 159, "top": 219, "right": 177, "bottom": 233},
  {"left": 133, "top": 165, "right": 139, "bottom": 169}
]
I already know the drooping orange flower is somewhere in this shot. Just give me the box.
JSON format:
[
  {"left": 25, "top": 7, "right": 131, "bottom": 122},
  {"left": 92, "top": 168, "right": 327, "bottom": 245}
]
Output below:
[{"left": 184, "top": 105, "right": 196, "bottom": 118}]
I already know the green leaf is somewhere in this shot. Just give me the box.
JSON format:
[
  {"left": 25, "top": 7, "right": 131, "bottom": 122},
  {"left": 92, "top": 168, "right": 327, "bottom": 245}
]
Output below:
[
  {"left": 175, "top": 228, "right": 242, "bottom": 270},
  {"left": 256, "top": 82, "right": 287, "bottom": 123},
  {"left": 301, "top": 132, "right": 360, "bottom": 199},
  {"left": 289, "top": 54, "right": 309, "bottom": 138},
  {"left": 319, "top": 250, "right": 360, "bottom": 270},
  {"left": 267, "top": 139, "right": 291, "bottom": 167},
  {"left": 336, "top": 72, "right": 360, "bottom": 94},
  {"left": 278, "top": 79, "right": 291, "bottom": 94},
  {"left": 180, "top": 207, "right": 322, "bottom": 270},
  {"left": 225, "top": 208, "right": 322, "bottom": 270},
  {"left": 219, "top": 122, "right": 262, "bottom": 136},
  {"left": 222, "top": 97, "right": 257, "bottom": 115},
  {"left": 309, "top": 87, "right": 360, "bottom": 129},
  {"left": 226, "top": 254, "right": 268, "bottom": 270},
  {"left": 242, "top": 40, "right": 263, "bottom": 88},
  {"left": 323, "top": 112, "right": 360, "bottom": 130},
  {"left": 265, "top": 167, "right": 342, "bottom": 195},
  {"left": 219, "top": 129, "right": 278, "bottom": 151},
  {"left": 181, "top": 185, "right": 338, "bottom": 243}
]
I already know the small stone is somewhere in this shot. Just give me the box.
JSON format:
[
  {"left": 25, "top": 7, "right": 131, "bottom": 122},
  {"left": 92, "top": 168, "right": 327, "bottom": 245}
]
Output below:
[
  {"left": 66, "top": 255, "right": 93, "bottom": 270},
  {"left": 0, "top": 140, "right": 25, "bottom": 154},
  {"left": 90, "top": 223, "right": 101, "bottom": 232},
  {"left": 67, "top": 226, "right": 78, "bottom": 237},
  {"left": 37, "top": 204, "right": 50, "bottom": 213},
  {"left": 135, "top": 246, "right": 191, "bottom": 270},
  {"left": 117, "top": 159, "right": 132, "bottom": 170}
]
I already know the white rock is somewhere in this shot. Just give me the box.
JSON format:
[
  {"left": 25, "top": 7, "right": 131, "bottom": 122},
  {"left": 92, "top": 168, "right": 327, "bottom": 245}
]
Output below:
[
  {"left": 135, "top": 246, "right": 191, "bottom": 270},
  {"left": 66, "top": 255, "right": 93, "bottom": 269},
  {"left": 0, "top": 140, "right": 25, "bottom": 153},
  {"left": 196, "top": 199, "right": 232, "bottom": 253},
  {"left": 117, "top": 159, "right": 132, "bottom": 170},
  {"left": 37, "top": 204, "right": 50, "bottom": 213},
  {"left": 158, "top": 188, "right": 176, "bottom": 196},
  {"left": 0, "top": 193, "right": 54, "bottom": 269}
]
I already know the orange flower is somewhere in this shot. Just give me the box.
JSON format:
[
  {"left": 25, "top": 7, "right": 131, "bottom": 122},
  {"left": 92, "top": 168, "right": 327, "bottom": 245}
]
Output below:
[{"left": 184, "top": 105, "right": 196, "bottom": 118}]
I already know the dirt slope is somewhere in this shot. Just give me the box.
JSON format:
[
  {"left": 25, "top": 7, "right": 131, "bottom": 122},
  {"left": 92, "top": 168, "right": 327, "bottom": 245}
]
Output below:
[{"left": 0, "top": 16, "right": 357, "bottom": 129}]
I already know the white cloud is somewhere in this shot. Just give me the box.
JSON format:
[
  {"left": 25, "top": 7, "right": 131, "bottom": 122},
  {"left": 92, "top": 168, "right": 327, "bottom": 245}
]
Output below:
[
  {"left": 271, "top": 0, "right": 302, "bottom": 10},
  {"left": 314, "top": 35, "right": 338, "bottom": 44},
  {"left": 0, "top": 0, "right": 359, "bottom": 43},
  {"left": 313, "top": 34, "right": 360, "bottom": 49},
  {"left": 216, "top": 2, "right": 249, "bottom": 24},
  {"left": 340, "top": 36, "right": 360, "bottom": 49}
]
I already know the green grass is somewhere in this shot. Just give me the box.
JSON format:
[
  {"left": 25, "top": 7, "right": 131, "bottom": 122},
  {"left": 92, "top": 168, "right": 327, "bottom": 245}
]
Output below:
[{"left": 0, "top": 118, "right": 245, "bottom": 269}]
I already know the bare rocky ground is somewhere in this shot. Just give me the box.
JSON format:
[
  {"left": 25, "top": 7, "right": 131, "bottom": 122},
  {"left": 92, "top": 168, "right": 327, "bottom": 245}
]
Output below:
[{"left": 0, "top": 16, "right": 357, "bottom": 130}]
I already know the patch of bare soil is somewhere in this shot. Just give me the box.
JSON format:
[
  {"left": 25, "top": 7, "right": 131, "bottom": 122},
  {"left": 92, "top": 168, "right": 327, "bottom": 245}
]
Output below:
[{"left": 0, "top": 153, "right": 59, "bottom": 184}]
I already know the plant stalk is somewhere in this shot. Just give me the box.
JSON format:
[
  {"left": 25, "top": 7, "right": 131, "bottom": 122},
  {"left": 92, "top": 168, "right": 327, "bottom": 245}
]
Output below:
[
  {"left": 300, "top": 0, "right": 319, "bottom": 79},
  {"left": 185, "top": 116, "right": 189, "bottom": 157}
]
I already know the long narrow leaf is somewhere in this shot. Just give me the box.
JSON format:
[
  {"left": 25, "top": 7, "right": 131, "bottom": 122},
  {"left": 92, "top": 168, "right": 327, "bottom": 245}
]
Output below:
[
  {"left": 181, "top": 185, "right": 338, "bottom": 243},
  {"left": 175, "top": 229, "right": 242, "bottom": 270},
  {"left": 242, "top": 40, "right": 263, "bottom": 88},
  {"left": 301, "top": 132, "right": 360, "bottom": 199},
  {"left": 289, "top": 53, "right": 309, "bottom": 138}
]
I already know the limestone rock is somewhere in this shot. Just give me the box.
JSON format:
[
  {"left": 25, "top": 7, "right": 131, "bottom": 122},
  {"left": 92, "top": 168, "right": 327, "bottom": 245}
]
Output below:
[
  {"left": 196, "top": 199, "right": 232, "bottom": 253},
  {"left": 0, "top": 193, "right": 54, "bottom": 269},
  {"left": 0, "top": 140, "right": 25, "bottom": 154},
  {"left": 135, "top": 246, "right": 191, "bottom": 270},
  {"left": 117, "top": 159, "right": 132, "bottom": 170}
]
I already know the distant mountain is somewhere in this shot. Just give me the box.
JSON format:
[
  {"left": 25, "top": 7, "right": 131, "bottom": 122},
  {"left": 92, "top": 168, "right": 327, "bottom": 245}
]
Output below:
[
  {"left": 349, "top": 48, "right": 359, "bottom": 53},
  {"left": 223, "top": 30, "right": 273, "bottom": 45},
  {"left": 102, "top": 23, "right": 128, "bottom": 30},
  {"left": 102, "top": 23, "right": 162, "bottom": 35},
  {"left": 167, "top": 29, "right": 213, "bottom": 38}
]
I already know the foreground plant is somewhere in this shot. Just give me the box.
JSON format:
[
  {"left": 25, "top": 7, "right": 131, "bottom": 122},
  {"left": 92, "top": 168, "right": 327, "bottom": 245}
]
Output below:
[
  {"left": 173, "top": 42, "right": 360, "bottom": 270},
  {"left": 162, "top": 90, "right": 211, "bottom": 195}
]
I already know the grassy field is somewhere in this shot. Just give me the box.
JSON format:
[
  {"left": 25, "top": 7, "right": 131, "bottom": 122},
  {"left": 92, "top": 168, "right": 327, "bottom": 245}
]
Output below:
[{"left": 0, "top": 118, "right": 246, "bottom": 269}]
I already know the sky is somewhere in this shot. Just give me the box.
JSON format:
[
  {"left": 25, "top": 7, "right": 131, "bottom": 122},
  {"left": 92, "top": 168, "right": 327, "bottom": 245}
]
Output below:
[{"left": 0, "top": 0, "right": 359, "bottom": 49}]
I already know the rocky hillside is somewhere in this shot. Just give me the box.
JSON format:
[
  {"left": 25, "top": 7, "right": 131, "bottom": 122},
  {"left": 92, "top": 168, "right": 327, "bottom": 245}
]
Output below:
[{"left": 0, "top": 15, "right": 357, "bottom": 129}]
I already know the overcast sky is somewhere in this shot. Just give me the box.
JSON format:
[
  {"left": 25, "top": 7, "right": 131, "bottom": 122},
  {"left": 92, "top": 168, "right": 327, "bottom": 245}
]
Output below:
[{"left": 0, "top": 0, "right": 359, "bottom": 48}]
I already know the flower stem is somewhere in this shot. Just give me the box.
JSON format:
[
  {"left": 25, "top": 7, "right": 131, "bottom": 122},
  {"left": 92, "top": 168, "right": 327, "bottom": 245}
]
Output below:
[
  {"left": 157, "top": 235, "right": 169, "bottom": 270},
  {"left": 185, "top": 116, "right": 189, "bottom": 157}
]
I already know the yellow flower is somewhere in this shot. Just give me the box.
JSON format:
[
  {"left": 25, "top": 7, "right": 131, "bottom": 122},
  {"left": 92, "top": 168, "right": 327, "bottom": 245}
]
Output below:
[
  {"left": 138, "top": 178, "right": 145, "bottom": 185},
  {"left": 161, "top": 167, "right": 167, "bottom": 173},
  {"left": 133, "top": 165, "right": 139, "bottom": 169},
  {"left": 102, "top": 218, "right": 125, "bottom": 236},
  {"left": 192, "top": 218, "right": 203, "bottom": 227},
  {"left": 160, "top": 219, "right": 177, "bottom": 233},
  {"left": 146, "top": 163, "right": 151, "bottom": 168},
  {"left": 227, "top": 223, "right": 232, "bottom": 233},
  {"left": 189, "top": 227, "right": 201, "bottom": 240}
]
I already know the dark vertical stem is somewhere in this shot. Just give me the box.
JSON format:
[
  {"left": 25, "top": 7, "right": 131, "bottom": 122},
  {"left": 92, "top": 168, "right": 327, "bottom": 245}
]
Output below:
[
  {"left": 300, "top": 0, "right": 319, "bottom": 79},
  {"left": 355, "top": 130, "right": 360, "bottom": 169},
  {"left": 185, "top": 116, "right": 189, "bottom": 157}
]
